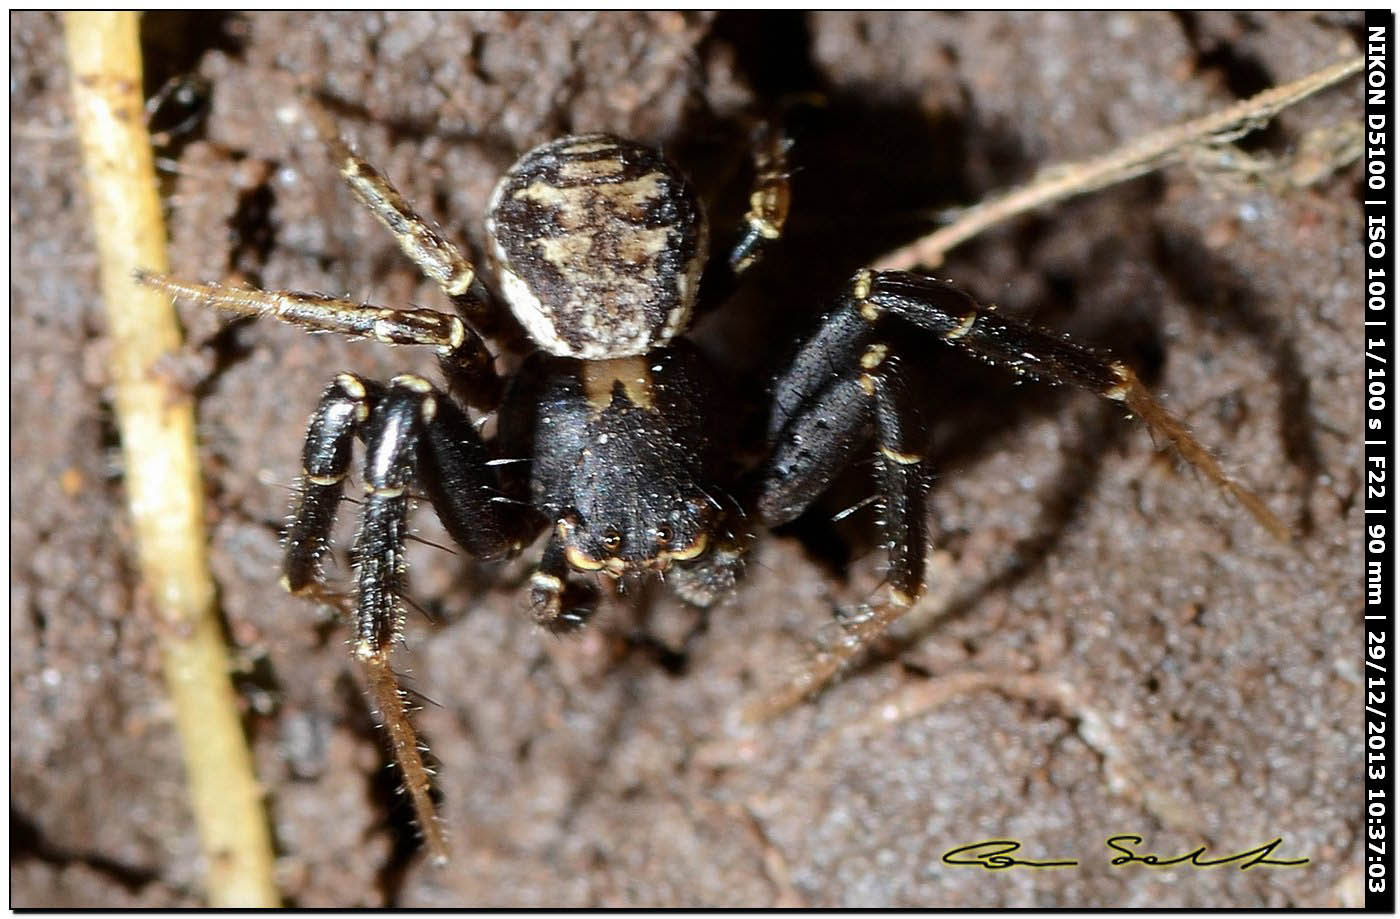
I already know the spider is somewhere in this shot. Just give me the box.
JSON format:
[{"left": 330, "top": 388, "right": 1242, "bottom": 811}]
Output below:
[{"left": 137, "top": 99, "right": 1287, "bottom": 861}]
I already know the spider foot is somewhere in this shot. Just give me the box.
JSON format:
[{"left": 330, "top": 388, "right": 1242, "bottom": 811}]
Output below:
[
  {"left": 741, "top": 584, "right": 915, "bottom": 723},
  {"left": 361, "top": 647, "right": 449, "bottom": 866}
]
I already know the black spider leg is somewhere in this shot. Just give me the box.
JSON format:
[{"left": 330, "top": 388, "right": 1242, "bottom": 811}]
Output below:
[
  {"left": 726, "top": 117, "right": 792, "bottom": 276},
  {"left": 272, "top": 372, "right": 447, "bottom": 857},
  {"left": 855, "top": 270, "right": 1290, "bottom": 539},
  {"left": 416, "top": 387, "right": 540, "bottom": 563},
  {"left": 282, "top": 372, "right": 382, "bottom": 595},
  {"left": 747, "top": 293, "right": 931, "bottom": 719},
  {"left": 281, "top": 373, "right": 536, "bottom": 652},
  {"left": 278, "top": 371, "right": 534, "bottom": 861},
  {"left": 746, "top": 268, "right": 1291, "bottom": 720},
  {"left": 350, "top": 375, "right": 447, "bottom": 861},
  {"left": 699, "top": 116, "right": 792, "bottom": 309}
]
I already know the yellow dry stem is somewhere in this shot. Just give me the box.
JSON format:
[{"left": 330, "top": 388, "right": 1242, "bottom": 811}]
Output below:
[
  {"left": 878, "top": 54, "right": 1364, "bottom": 271},
  {"left": 63, "top": 11, "right": 279, "bottom": 907}
]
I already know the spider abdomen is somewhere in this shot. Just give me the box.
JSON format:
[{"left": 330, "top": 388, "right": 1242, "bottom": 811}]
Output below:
[{"left": 485, "top": 134, "right": 708, "bottom": 360}]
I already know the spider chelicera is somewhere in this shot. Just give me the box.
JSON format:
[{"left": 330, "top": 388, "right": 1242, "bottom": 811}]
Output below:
[{"left": 138, "top": 99, "right": 1287, "bottom": 860}]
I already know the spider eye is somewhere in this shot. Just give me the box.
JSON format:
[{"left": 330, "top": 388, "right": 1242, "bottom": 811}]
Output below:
[
  {"left": 601, "top": 528, "right": 623, "bottom": 553},
  {"left": 654, "top": 524, "right": 674, "bottom": 547}
]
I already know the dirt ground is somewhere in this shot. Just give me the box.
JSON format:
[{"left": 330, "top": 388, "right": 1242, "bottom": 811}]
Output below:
[{"left": 11, "top": 11, "right": 1366, "bottom": 907}]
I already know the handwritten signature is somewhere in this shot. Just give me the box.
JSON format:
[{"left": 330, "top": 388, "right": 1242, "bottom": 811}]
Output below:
[{"left": 942, "top": 836, "right": 1309, "bottom": 871}]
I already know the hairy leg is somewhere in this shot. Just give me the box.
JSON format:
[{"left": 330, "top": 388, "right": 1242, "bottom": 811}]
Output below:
[{"left": 747, "top": 268, "right": 1288, "bottom": 719}]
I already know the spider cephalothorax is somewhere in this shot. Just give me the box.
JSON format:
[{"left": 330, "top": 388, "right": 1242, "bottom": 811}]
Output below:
[{"left": 138, "top": 99, "right": 1285, "bottom": 861}]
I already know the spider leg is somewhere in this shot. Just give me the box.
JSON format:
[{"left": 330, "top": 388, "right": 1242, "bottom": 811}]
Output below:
[
  {"left": 851, "top": 269, "right": 1290, "bottom": 540},
  {"left": 528, "top": 528, "right": 601, "bottom": 634},
  {"left": 304, "top": 99, "right": 477, "bottom": 304},
  {"left": 141, "top": 96, "right": 517, "bottom": 409},
  {"left": 274, "top": 373, "right": 443, "bottom": 855},
  {"left": 725, "top": 117, "right": 792, "bottom": 277},
  {"left": 415, "top": 385, "right": 539, "bottom": 560},
  {"left": 699, "top": 117, "right": 792, "bottom": 309},
  {"left": 134, "top": 271, "right": 502, "bottom": 410},
  {"left": 748, "top": 313, "right": 931, "bottom": 719},
  {"left": 350, "top": 374, "right": 535, "bottom": 654},
  {"left": 282, "top": 372, "right": 381, "bottom": 593},
  {"left": 279, "top": 371, "right": 536, "bottom": 861},
  {"left": 747, "top": 267, "right": 1289, "bottom": 719}
]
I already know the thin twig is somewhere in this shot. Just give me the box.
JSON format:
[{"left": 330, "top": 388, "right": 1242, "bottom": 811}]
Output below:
[
  {"left": 877, "top": 54, "right": 1363, "bottom": 271},
  {"left": 63, "top": 12, "right": 279, "bottom": 907}
]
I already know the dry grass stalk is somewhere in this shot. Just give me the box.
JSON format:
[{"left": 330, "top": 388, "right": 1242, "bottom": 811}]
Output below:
[
  {"left": 877, "top": 54, "right": 1363, "bottom": 271},
  {"left": 63, "top": 11, "right": 279, "bottom": 907}
]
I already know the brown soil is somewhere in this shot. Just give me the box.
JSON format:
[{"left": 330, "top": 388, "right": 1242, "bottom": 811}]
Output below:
[{"left": 11, "top": 11, "right": 1365, "bottom": 907}]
